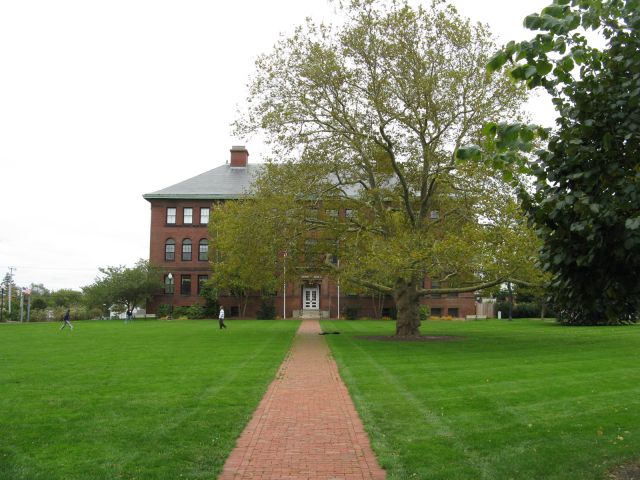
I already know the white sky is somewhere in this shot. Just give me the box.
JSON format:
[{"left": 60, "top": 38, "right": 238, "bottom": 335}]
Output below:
[{"left": 0, "top": 0, "right": 556, "bottom": 291}]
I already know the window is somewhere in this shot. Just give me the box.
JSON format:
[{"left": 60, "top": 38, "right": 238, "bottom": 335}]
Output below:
[
  {"left": 182, "top": 239, "right": 192, "bottom": 261},
  {"left": 447, "top": 292, "right": 459, "bottom": 298},
  {"left": 304, "top": 239, "right": 318, "bottom": 261},
  {"left": 198, "top": 275, "right": 208, "bottom": 295},
  {"left": 165, "top": 239, "right": 175, "bottom": 261},
  {"left": 431, "top": 279, "right": 441, "bottom": 297},
  {"left": 183, "top": 208, "right": 193, "bottom": 224},
  {"left": 199, "top": 239, "right": 208, "bottom": 261},
  {"left": 345, "top": 209, "right": 355, "bottom": 219},
  {"left": 200, "top": 207, "right": 210, "bottom": 224},
  {"left": 431, "top": 307, "right": 442, "bottom": 317},
  {"left": 164, "top": 274, "right": 174, "bottom": 294},
  {"left": 448, "top": 308, "right": 459, "bottom": 318},
  {"left": 430, "top": 210, "right": 440, "bottom": 220},
  {"left": 181, "top": 275, "right": 191, "bottom": 296},
  {"left": 167, "top": 208, "right": 176, "bottom": 224},
  {"left": 326, "top": 209, "right": 338, "bottom": 217}
]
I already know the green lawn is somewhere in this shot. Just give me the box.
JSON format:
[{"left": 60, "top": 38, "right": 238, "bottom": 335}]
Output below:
[
  {"left": 0, "top": 319, "right": 299, "bottom": 480},
  {"left": 321, "top": 319, "right": 640, "bottom": 480}
]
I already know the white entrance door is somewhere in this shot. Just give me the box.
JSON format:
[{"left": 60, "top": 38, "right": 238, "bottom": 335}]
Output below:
[{"left": 303, "top": 286, "right": 319, "bottom": 310}]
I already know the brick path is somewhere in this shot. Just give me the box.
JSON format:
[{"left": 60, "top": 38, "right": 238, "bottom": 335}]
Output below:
[{"left": 218, "top": 319, "right": 386, "bottom": 480}]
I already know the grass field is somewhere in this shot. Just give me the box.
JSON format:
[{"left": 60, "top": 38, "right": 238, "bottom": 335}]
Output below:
[
  {"left": 321, "top": 319, "right": 640, "bottom": 480},
  {"left": 0, "top": 319, "right": 299, "bottom": 480}
]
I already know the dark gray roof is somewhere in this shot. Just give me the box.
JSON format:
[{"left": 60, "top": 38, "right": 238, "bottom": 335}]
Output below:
[{"left": 143, "top": 164, "right": 264, "bottom": 200}]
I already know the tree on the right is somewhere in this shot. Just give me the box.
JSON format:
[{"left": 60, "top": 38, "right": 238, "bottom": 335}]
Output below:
[{"left": 486, "top": 0, "right": 640, "bottom": 324}]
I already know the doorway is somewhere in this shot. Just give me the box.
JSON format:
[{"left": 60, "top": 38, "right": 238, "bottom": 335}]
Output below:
[{"left": 303, "top": 286, "right": 319, "bottom": 310}]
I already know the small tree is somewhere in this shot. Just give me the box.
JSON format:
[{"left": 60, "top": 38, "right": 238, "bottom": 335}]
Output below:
[{"left": 83, "top": 260, "right": 163, "bottom": 313}]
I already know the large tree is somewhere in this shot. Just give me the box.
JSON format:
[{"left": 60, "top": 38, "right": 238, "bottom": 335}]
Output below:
[
  {"left": 231, "top": 0, "right": 540, "bottom": 336},
  {"left": 469, "top": 0, "right": 640, "bottom": 324},
  {"left": 83, "top": 260, "right": 162, "bottom": 313}
]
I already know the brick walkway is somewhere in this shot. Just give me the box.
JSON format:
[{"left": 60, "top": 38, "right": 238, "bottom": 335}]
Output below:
[{"left": 218, "top": 319, "right": 386, "bottom": 480}]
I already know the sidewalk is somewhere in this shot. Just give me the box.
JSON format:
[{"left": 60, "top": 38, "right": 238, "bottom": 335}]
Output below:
[{"left": 218, "top": 319, "right": 386, "bottom": 480}]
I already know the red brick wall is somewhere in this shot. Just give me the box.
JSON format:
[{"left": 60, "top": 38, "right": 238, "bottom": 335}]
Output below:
[
  {"left": 148, "top": 199, "right": 214, "bottom": 312},
  {"left": 146, "top": 198, "right": 477, "bottom": 318}
]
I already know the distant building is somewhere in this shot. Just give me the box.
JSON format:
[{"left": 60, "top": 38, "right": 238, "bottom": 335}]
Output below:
[{"left": 143, "top": 146, "right": 476, "bottom": 318}]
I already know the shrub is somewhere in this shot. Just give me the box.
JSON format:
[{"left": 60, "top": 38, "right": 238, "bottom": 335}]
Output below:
[
  {"left": 186, "top": 304, "right": 205, "bottom": 320},
  {"left": 257, "top": 297, "right": 276, "bottom": 320},
  {"left": 496, "top": 302, "right": 545, "bottom": 319},
  {"left": 381, "top": 307, "right": 397, "bottom": 319},
  {"left": 419, "top": 305, "right": 430, "bottom": 322},
  {"left": 156, "top": 304, "right": 171, "bottom": 318},
  {"left": 172, "top": 306, "right": 189, "bottom": 318},
  {"left": 344, "top": 307, "right": 359, "bottom": 320}
]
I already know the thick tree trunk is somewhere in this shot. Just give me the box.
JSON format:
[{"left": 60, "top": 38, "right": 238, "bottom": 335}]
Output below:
[{"left": 393, "top": 277, "right": 422, "bottom": 337}]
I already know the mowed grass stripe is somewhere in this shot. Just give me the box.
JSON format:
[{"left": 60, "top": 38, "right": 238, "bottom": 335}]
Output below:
[
  {"left": 321, "top": 319, "right": 640, "bottom": 480},
  {"left": 0, "top": 320, "right": 299, "bottom": 480},
  {"left": 324, "top": 322, "right": 498, "bottom": 480}
]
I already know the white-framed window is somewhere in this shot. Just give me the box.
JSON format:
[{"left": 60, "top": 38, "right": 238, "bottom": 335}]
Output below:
[
  {"left": 183, "top": 208, "right": 193, "bottom": 224},
  {"left": 182, "top": 239, "right": 192, "bottom": 261},
  {"left": 167, "top": 208, "right": 176, "bottom": 224},
  {"left": 198, "top": 275, "right": 208, "bottom": 295},
  {"left": 345, "top": 209, "right": 355, "bottom": 219},
  {"left": 200, "top": 207, "right": 210, "bottom": 224},
  {"left": 199, "top": 239, "right": 208, "bottom": 261},
  {"left": 165, "top": 239, "right": 175, "bottom": 261}
]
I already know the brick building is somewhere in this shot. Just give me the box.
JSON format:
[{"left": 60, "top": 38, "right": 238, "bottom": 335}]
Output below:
[{"left": 143, "top": 146, "right": 476, "bottom": 318}]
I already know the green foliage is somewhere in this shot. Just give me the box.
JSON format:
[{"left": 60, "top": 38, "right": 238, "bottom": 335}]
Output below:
[
  {"left": 156, "top": 304, "right": 171, "bottom": 318},
  {"left": 82, "top": 260, "right": 163, "bottom": 312},
  {"left": 186, "top": 304, "right": 205, "bottom": 320},
  {"left": 199, "top": 282, "right": 219, "bottom": 318},
  {"left": 495, "top": 301, "right": 554, "bottom": 318},
  {"left": 475, "top": 0, "right": 640, "bottom": 325},
  {"left": 257, "top": 297, "right": 276, "bottom": 320},
  {"left": 419, "top": 305, "right": 431, "bottom": 322},
  {"left": 172, "top": 306, "right": 189, "bottom": 319},
  {"left": 344, "top": 306, "right": 359, "bottom": 320},
  {"left": 50, "top": 288, "right": 83, "bottom": 307},
  {"left": 234, "top": 0, "right": 536, "bottom": 336},
  {"left": 210, "top": 198, "right": 297, "bottom": 317},
  {"left": 30, "top": 298, "right": 47, "bottom": 310}
]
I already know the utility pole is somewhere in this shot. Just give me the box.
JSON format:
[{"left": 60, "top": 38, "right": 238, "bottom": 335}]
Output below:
[
  {"left": 19, "top": 289, "right": 24, "bottom": 323},
  {"left": 7, "top": 267, "right": 15, "bottom": 314}
]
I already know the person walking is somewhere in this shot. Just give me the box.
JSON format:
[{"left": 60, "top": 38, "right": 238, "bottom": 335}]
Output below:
[
  {"left": 125, "top": 308, "right": 132, "bottom": 323},
  {"left": 218, "top": 306, "right": 227, "bottom": 329},
  {"left": 60, "top": 308, "right": 73, "bottom": 331}
]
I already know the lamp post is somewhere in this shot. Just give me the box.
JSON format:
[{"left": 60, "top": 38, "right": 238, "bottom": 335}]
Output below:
[
  {"left": 283, "top": 252, "right": 287, "bottom": 319},
  {"left": 167, "top": 273, "right": 174, "bottom": 319},
  {"left": 338, "top": 259, "right": 340, "bottom": 320}
]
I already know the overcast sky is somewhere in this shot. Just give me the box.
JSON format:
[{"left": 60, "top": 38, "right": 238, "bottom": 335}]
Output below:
[{"left": 0, "top": 0, "right": 555, "bottom": 291}]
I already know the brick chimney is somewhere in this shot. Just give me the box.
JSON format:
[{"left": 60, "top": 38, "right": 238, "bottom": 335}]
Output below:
[{"left": 230, "top": 145, "right": 249, "bottom": 168}]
